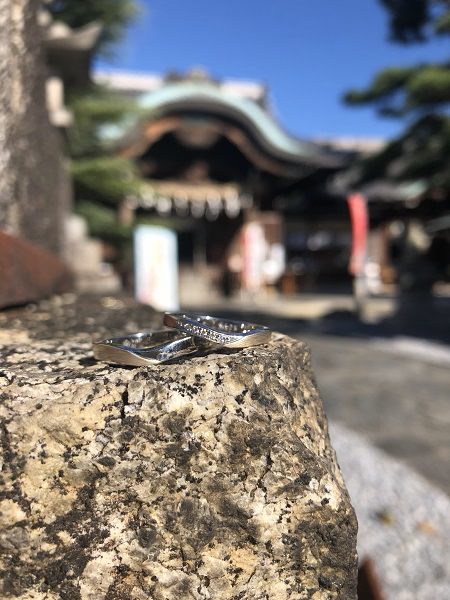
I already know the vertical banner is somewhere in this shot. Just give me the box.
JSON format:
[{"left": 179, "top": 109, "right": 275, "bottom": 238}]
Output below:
[
  {"left": 241, "top": 222, "right": 267, "bottom": 292},
  {"left": 134, "top": 225, "right": 179, "bottom": 311},
  {"left": 347, "top": 193, "right": 368, "bottom": 276}
]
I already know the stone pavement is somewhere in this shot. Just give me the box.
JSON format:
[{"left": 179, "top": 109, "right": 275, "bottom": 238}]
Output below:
[
  {"left": 331, "top": 422, "right": 450, "bottom": 600},
  {"left": 184, "top": 294, "right": 450, "bottom": 496},
  {"left": 306, "top": 332, "right": 450, "bottom": 495}
]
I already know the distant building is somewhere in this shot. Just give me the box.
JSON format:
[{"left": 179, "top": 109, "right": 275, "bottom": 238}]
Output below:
[
  {"left": 95, "top": 69, "right": 449, "bottom": 298},
  {"left": 95, "top": 69, "right": 346, "bottom": 296},
  {"left": 95, "top": 69, "right": 270, "bottom": 107},
  {"left": 313, "top": 137, "right": 387, "bottom": 156}
]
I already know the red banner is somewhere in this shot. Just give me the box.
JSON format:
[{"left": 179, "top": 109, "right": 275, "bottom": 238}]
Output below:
[{"left": 347, "top": 193, "right": 368, "bottom": 276}]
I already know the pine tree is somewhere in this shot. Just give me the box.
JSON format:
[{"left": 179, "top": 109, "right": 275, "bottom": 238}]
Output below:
[
  {"left": 67, "top": 86, "right": 145, "bottom": 248},
  {"left": 47, "top": 1, "right": 145, "bottom": 251},
  {"left": 344, "top": 0, "right": 450, "bottom": 191}
]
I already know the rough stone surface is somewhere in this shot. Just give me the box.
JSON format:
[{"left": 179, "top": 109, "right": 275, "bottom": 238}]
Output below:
[
  {"left": 0, "top": 0, "right": 70, "bottom": 254},
  {"left": 0, "top": 296, "right": 357, "bottom": 599}
]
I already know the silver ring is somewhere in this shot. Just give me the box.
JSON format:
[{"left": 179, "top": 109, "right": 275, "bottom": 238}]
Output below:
[
  {"left": 93, "top": 330, "right": 200, "bottom": 366},
  {"left": 163, "top": 313, "right": 271, "bottom": 348}
]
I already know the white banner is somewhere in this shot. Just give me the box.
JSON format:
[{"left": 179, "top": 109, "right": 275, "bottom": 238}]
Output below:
[{"left": 134, "top": 225, "right": 179, "bottom": 311}]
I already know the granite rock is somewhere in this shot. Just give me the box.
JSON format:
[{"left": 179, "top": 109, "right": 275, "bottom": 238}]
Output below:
[{"left": 0, "top": 296, "right": 357, "bottom": 599}]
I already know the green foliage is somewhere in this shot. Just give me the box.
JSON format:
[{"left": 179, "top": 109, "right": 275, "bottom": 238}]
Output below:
[
  {"left": 344, "top": 67, "right": 416, "bottom": 115},
  {"left": 406, "top": 66, "right": 450, "bottom": 107},
  {"left": 66, "top": 84, "right": 147, "bottom": 242},
  {"left": 435, "top": 10, "right": 450, "bottom": 35},
  {"left": 344, "top": 1, "right": 450, "bottom": 192},
  {"left": 71, "top": 156, "right": 143, "bottom": 206},
  {"left": 75, "top": 201, "right": 132, "bottom": 243},
  {"left": 353, "top": 115, "right": 450, "bottom": 188},
  {"left": 47, "top": 2, "right": 144, "bottom": 253},
  {"left": 47, "top": 0, "right": 138, "bottom": 55},
  {"left": 68, "top": 86, "right": 141, "bottom": 157},
  {"left": 345, "top": 1, "right": 450, "bottom": 115},
  {"left": 345, "top": 65, "right": 450, "bottom": 116},
  {"left": 379, "top": 0, "right": 449, "bottom": 42},
  {"left": 66, "top": 83, "right": 147, "bottom": 213}
]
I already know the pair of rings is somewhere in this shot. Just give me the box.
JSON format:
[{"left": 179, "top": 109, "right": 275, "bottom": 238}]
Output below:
[{"left": 93, "top": 312, "right": 271, "bottom": 367}]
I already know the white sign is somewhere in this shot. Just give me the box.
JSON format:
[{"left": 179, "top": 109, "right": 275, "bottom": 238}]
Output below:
[{"left": 134, "top": 225, "right": 179, "bottom": 311}]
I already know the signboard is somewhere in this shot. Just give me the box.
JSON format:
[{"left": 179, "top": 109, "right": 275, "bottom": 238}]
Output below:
[{"left": 134, "top": 225, "right": 179, "bottom": 311}]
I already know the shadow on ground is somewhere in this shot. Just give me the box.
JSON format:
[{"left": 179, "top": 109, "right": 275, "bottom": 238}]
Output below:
[{"left": 197, "top": 294, "right": 450, "bottom": 346}]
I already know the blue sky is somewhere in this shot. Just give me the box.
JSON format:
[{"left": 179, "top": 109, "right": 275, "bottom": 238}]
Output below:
[{"left": 96, "top": 0, "right": 447, "bottom": 139}]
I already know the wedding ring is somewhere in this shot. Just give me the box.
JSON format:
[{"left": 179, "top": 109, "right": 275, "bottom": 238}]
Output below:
[
  {"left": 93, "top": 330, "right": 200, "bottom": 366},
  {"left": 163, "top": 313, "right": 271, "bottom": 348}
]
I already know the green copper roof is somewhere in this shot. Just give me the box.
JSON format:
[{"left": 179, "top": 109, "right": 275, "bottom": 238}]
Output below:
[{"left": 138, "top": 81, "right": 326, "bottom": 164}]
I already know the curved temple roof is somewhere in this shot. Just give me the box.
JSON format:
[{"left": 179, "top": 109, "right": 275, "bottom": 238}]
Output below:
[{"left": 136, "top": 80, "right": 337, "bottom": 168}]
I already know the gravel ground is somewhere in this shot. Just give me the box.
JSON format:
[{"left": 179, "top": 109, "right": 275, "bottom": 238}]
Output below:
[
  {"left": 305, "top": 333, "right": 450, "bottom": 496},
  {"left": 330, "top": 422, "right": 450, "bottom": 600}
]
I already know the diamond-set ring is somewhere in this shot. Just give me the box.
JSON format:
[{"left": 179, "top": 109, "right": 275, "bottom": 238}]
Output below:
[
  {"left": 93, "top": 312, "right": 271, "bottom": 367},
  {"left": 163, "top": 312, "right": 271, "bottom": 348}
]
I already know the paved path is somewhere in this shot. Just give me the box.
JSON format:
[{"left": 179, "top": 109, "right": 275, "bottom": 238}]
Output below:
[
  {"left": 331, "top": 422, "right": 450, "bottom": 600},
  {"left": 306, "top": 333, "right": 450, "bottom": 495}
]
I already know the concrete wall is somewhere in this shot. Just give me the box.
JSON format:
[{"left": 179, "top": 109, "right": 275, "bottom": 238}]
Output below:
[{"left": 0, "top": 0, "right": 70, "bottom": 255}]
